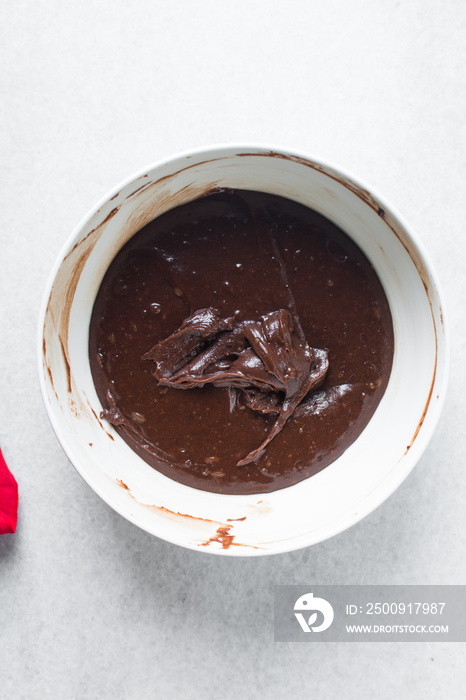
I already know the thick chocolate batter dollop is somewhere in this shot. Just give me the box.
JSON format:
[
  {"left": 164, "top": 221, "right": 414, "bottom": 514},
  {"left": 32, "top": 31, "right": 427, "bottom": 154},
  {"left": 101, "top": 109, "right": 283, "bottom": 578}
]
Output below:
[{"left": 89, "top": 189, "right": 394, "bottom": 494}]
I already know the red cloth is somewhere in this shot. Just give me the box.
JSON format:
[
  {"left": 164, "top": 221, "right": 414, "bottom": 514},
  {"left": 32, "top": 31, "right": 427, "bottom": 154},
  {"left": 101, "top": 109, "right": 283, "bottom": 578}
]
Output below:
[{"left": 0, "top": 447, "right": 18, "bottom": 534}]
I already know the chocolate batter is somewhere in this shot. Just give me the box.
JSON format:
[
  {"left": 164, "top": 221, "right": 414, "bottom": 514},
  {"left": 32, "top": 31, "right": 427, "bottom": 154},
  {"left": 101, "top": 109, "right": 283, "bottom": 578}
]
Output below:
[{"left": 89, "top": 189, "right": 394, "bottom": 494}]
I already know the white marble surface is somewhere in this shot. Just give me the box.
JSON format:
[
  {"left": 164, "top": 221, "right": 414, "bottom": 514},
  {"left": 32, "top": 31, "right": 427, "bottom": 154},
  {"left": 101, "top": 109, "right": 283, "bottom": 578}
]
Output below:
[{"left": 1, "top": 1, "right": 465, "bottom": 698}]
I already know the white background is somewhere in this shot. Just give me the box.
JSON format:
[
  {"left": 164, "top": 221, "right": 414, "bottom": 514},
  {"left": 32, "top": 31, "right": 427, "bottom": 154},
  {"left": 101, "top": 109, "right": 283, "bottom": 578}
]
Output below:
[{"left": 1, "top": 1, "right": 465, "bottom": 698}]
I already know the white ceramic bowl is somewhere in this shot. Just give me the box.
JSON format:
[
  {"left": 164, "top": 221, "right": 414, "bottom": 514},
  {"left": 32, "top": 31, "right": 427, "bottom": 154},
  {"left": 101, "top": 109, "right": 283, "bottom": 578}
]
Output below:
[{"left": 38, "top": 145, "right": 449, "bottom": 556}]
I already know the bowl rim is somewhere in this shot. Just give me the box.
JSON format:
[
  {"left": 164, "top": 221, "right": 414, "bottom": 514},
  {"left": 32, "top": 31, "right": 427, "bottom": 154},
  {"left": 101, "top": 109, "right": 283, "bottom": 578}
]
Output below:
[{"left": 37, "top": 142, "right": 451, "bottom": 555}]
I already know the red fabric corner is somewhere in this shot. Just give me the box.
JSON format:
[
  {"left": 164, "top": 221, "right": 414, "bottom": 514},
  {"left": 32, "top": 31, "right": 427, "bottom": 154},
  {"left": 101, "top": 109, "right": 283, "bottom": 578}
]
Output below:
[{"left": 0, "top": 447, "right": 18, "bottom": 534}]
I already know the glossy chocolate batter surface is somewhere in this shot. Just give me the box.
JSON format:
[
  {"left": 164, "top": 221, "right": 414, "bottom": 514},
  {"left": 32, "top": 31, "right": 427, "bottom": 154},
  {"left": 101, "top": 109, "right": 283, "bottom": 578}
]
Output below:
[{"left": 89, "top": 189, "right": 394, "bottom": 494}]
